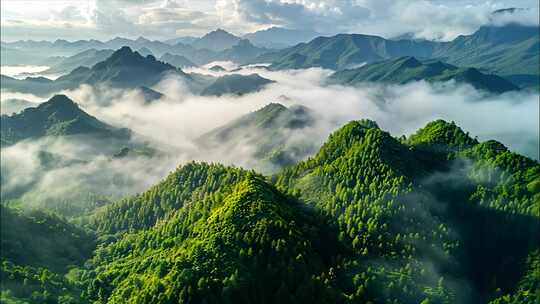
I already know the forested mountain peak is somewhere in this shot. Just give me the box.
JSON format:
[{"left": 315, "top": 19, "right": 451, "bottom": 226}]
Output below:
[
  {"left": 93, "top": 162, "right": 255, "bottom": 234},
  {"left": 0, "top": 95, "right": 131, "bottom": 146},
  {"left": 87, "top": 163, "right": 344, "bottom": 303},
  {"left": 406, "top": 119, "right": 478, "bottom": 150}
]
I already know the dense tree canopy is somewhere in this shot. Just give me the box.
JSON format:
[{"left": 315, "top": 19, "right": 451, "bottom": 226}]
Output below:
[{"left": 1, "top": 119, "right": 538, "bottom": 304}]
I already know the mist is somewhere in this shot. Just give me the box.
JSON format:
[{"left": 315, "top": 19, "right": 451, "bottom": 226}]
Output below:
[
  {"left": 66, "top": 64, "right": 538, "bottom": 160},
  {"left": 1, "top": 63, "right": 537, "bottom": 216}
]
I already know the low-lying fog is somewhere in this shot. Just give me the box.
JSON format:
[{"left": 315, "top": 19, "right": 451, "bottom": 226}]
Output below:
[{"left": 2, "top": 62, "right": 538, "bottom": 213}]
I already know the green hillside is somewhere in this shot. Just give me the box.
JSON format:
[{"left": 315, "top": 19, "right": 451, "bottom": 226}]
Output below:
[
  {"left": 260, "top": 24, "right": 538, "bottom": 89},
  {"left": 433, "top": 24, "right": 540, "bottom": 86},
  {"left": 0, "top": 206, "right": 95, "bottom": 304},
  {"left": 0, "top": 95, "right": 131, "bottom": 146},
  {"left": 329, "top": 57, "right": 519, "bottom": 93},
  {"left": 259, "top": 34, "right": 435, "bottom": 70},
  {"left": 1, "top": 119, "right": 538, "bottom": 304},
  {"left": 87, "top": 166, "right": 343, "bottom": 303}
]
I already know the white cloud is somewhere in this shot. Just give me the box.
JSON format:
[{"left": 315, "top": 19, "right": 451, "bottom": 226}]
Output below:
[{"left": 2, "top": 0, "right": 538, "bottom": 41}]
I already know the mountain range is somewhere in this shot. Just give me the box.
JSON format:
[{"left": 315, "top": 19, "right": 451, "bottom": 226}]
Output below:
[
  {"left": 3, "top": 24, "right": 537, "bottom": 90},
  {"left": 1, "top": 47, "right": 273, "bottom": 97},
  {"left": 4, "top": 116, "right": 536, "bottom": 303},
  {"left": 1, "top": 18, "right": 539, "bottom": 304},
  {"left": 328, "top": 56, "right": 519, "bottom": 93},
  {"left": 258, "top": 24, "right": 539, "bottom": 89}
]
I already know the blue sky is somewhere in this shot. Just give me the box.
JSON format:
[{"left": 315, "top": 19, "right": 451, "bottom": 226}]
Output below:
[{"left": 1, "top": 0, "right": 538, "bottom": 42}]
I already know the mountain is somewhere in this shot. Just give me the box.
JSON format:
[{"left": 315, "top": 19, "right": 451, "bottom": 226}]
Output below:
[
  {"left": 1, "top": 47, "right": 272, "bottom": 96},
  {"left": 159, "top": 52, "right": 197, "bottom": 68},
  {"left": 89, "top": 163, "right": 343, "bottom": 303},
  {"left": 41, "top": 48, "right": 115, "bottom": 75},
  {"left": 2, "top": 31, "right": 266, "bottom": 67},
  {"left": 1, "top": 74, "right": 57, "bottom": 96},
  {"left": 432, "top": 24, "right": 540, "bottom": 88},
  {"left": 103, "top": 36, "right": 172, "bottom": 57},
  {"left": 62, "top": 46, "right": 179, "bottom": 88},
  {"left": 275, "top": 119, "right": 540, "bottom": 303},
  {"left": 258, "top": 33, "right": 436, "bottom": 70},
  {"left": 259, "top": 24, "right": 539, "bottom": 89},
  {"left": 0, "top": 94, "right": 131, "bottom": 146},
  {"left": 220, "top": 39, "right": 270, "bottom": 64},
  {"left": 86, "top": 119, "right": 539, "bottom": 303},
  {"left": 1, "top": 47, "right": 182, "bottom": 95},
  {"left": 244, "top": 27, "right": 322, "bottom": 48},
  {"left": 329, "top": 56, "right": 519, "bottom": 93},
  {"left": 197, "top": 103, "right": 317, "bottom": 170},
  {"left": 201, "top": 73, "right": 274, "bottom": 96},
  {"left": 0, "top": 117, "right": 537, "bottom": 303},
  {"left": 0, "top": 98, "right": 37, "bottom": 115},
  {"left": 191, "top": 29, "right": 242, "bottom": 51},
  {"left": 0, "top": 206, "right": 95, "bottom": 303}
]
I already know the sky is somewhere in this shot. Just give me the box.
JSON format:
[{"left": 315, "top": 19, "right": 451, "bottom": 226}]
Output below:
[{"left": 0, "top": 0, "right": 539, "bottom": 42}]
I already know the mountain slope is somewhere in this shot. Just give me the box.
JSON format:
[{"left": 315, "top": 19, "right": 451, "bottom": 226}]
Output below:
[
  {"left": 196, "top": 103, "right": 317, "bottom": 170},
  {"left": 275, "top": 119, "right": 540, "bottom": 303},
  {"left": 88, "top": 163, "right": 343, "bottom": 303},
  {"left": 259, "top": 24, "right": 538, "bottom": 89},
  {"left": 0, "top": 206, "right": 95, "bottom": 303},
  {"left": 1, "top": 47, "right": 271, "bottom": 97},
  {"left": 259, "top": 33, "right": 436, "bottom": 70},
  {"left": 42, "top": 48, "right": 115, "bottom": 75},
  {"left": 191, "top": 29, "right": 242, "bottom": 51},
  {"left": 0, "top": 94, "right": 130, "bottom": 146},
  {"left": 329, "top": 56, "right": 519, "bottom": 93},
  {"left": 61, "top": 46, "right": 179, "bottom": 88},
  {"left": 159, "top": 52, "right": 197, "bottom": 68},
  {"left": 433, "top": 24, "right": 539, "bottom": 82},
  {"left": 0, "top": 47, "right": 183, "bottom": 95}
]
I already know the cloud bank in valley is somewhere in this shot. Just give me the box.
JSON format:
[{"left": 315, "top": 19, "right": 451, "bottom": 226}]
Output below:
[{"left": 1, "top": 64, "right": 537, "bottom": 213}]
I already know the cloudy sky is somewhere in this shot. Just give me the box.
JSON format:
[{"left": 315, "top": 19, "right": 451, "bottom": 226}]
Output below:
[{"left": 1, "top": 0, "right": 538, "bottom": 42}]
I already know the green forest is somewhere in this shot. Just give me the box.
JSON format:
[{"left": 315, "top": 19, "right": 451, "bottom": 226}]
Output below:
[{"left": 1, "top": 119, "right": 539, "bottom": 304}]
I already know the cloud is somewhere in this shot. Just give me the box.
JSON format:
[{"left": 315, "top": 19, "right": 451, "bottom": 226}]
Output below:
[
  {"left": 216, "top": 0, "right": 539, "bottom": 40},
  {"left": 1, "top": 64, "right": 537, "bottom": 217},
  {"left": 2, "top": 0, "right": 538, "bottom": 41}
]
